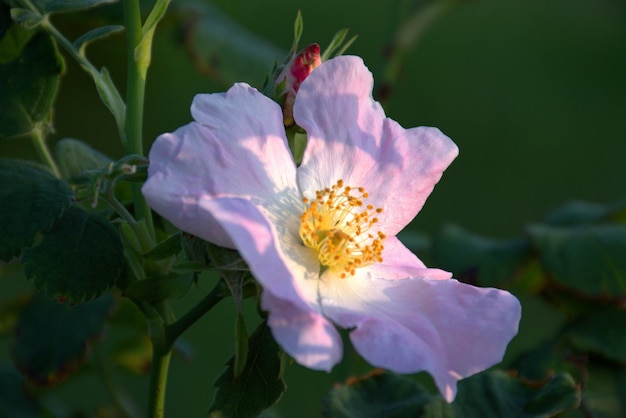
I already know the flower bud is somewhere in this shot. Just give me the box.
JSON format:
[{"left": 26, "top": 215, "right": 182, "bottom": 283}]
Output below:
[{"left": 275, "top": 43, "right": 321, "bottom": 126}]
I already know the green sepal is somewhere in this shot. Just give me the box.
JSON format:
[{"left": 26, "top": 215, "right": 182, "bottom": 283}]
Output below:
[
  {"left": 323, "top": 369, "right": 580, "bottom": 418},
  {"left": 143, "top": 232, "right": 182, "bottom": 260},
  {"left": 22, "top": 205, "right": 124, "bottom": 303},
  {"left": 0, "top": 158, "right": 74, "bottom": 261},
  {"left": 73, "top": 25, "right": 124, "bottom": 55},
  {"left": 208, "top": 322, "right": 286, "bottom": 418},
  {"left": 122, "top": 273, "right": 195, "bottom": 302},
  {"left": 54, "top": 138, "right": 112, "bottom": 182},
  {"left": 0, "top": 31, "right": 64, "bottom": 139},
  {"left": 12, "top": 293, "right": 114, "bottom": 385},
  {"left": 321, "top": 28, "right": 357, "bottom": 61}
]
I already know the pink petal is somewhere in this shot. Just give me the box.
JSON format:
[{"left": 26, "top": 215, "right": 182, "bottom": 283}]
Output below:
[
  {"left": 200, "top": 197, "right": 343, "bottom": 370},
  {"left": 294, "top": 56, "right": 458, "bottom": 235},
  {"left": 263, "top": 290, "right": 342, "bottom": 371},
  {"left": 319, "top": 274, "right": 521, "bottom": 402},
  {"left": 143, "top": 83, "right": 298, "bottom": 246},
  {"left": 197, "top": 197, "right": 319, "bottom": 306}
]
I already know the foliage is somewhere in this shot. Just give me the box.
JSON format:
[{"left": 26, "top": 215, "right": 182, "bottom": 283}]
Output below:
[{"left": 0, "top": 0, "right": 623, "bottom": 417}]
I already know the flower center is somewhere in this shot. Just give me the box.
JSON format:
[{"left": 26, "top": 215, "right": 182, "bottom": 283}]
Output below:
[{"left": 299, "top": 179, "right": 386, "bottom": 278}]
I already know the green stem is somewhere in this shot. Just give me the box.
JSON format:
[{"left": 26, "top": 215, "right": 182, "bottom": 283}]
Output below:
[
  {"left": 166, "top": 281, "right": 227, "bottom": 346},
  {"left": 147, "top": 339, "right": 172, "bottom": 418},
  {"left": 31, "top": 124, "right": 61, "bottom": 178},
  {"left": 148, "top": 321, "right": 172, "bottom": 418},
  {"left": 123, "top": 0, "right": 155, "bottom": 238}
]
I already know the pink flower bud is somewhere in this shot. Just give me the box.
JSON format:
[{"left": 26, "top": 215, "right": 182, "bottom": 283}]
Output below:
[{"left": 275, "top": 43, "right": 321, "bottom": 126}]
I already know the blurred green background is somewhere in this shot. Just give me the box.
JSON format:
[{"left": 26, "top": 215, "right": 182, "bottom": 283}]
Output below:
[{"left": 1, "top": 0, "right": 625, "bottom": 416}]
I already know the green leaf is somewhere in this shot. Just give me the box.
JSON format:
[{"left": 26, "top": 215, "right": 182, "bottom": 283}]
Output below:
[
  {"left": 22, "top": 206, "right": 124, "bottom": 303},
  {"left": 122, "top": 273, "right": 194, "bottom": 302},
  {"left": 323, "top": 370, "right": 434, "bottom": 417},
  {"left": 0, "top": 31, "right": 63, "bottom": 138},
  {"left": 0, "top": 158, "right": 74, "bottom": 261},
  {"left": 0, "top": 366, "right": 45, "bottom": 417},
  {"left": 93, "top": 66, "right": 126, "bottom": 136},
  {"left": 31, "top": 0, "right": 118, "bottom": 14},
  {"left": 454, "top": 370, "right": 579, "bottom": 418},
  {"left": 143, "top": 232, "right": 182, "bottom": 260},
  {"left": 544, "top": 200, "right": 610, "bottom": 226},
  {"left": 323, "top": 370, "right": 580, "bottom": 418},
  {"left": 174, "top": 1, "right": 284, "bottom": 88},
  {"left": 529, "top": 224, "right": 626, "bottom": 300},
  {"left": 209, "top": 322, "right": 286, "bottom": 418},
  {"left": 432, "top": 224, "right": 529, "bottom": 287},
  {"left": 12, "top": 293, "right": 114, "bottom": 385},
  {"left": 54, "top": 137, "right": 112, "bottom": 182},
  {"left": 233, "top": 313, "right": 249, "bottom": 378},
  {"left": 9, "top": 8, "right": 42, "bottom": 30},
  {"left": 73, "top": 25, "right": 124, "bottom": 55},
  {"left": 565, "top": 306, "right": 626, "bottom": 363}
]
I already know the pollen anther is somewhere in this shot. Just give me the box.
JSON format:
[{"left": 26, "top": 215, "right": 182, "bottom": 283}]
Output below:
[{"left": 299, "top": 180, "right": 386, "bottom": 278}]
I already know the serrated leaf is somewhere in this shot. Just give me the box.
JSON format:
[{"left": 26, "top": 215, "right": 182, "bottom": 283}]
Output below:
[
  {"left": 323, "top": 370, "right": 580, "bottom": 418},
  {"left": 0, "top": 366, "right": 45, "bottom": 417},
  {"left": 432, "top": 224, "right": 529, "bottom": 287},
  {"left": 529, "top": 224, "right": 626, "bottom": 300},
  {"left": 12, "top": 293, "right": 114, "bottom": 385},
  {"left": 123, "top": 273, "right": 194, "bottom": 302},
  {"left": 174, "top": 1, "right": 283, "bottom": 88},
  {"left": 0, "top": 158, "right": 74, "bottom": 261},
  {"left": 55, "top": 137, "right": 112, "bottom": 182},
  {"left": 22, "top": 205, "right": 124, "bottom": 303},
  {"left": 0, "top": 31, "right": 63, "bottom": 138},
  {"left": 31, "top": 0, "right": 118, "bottom": 13},
  {"left": 209, "top": 322, "right": 286, "bottom": 418},
  {"left": 73, "top": 24, "right": 123, "bottom": 54}
]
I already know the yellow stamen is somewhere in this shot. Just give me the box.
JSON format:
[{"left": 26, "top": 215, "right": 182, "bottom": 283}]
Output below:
[{"left": 299, "top": 179, "right": 386, "bottom": 278}]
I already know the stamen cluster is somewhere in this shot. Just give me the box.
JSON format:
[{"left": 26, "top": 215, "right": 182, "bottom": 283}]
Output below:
[{"left": 299, "top": 179, "right": 386, "bottom": 278}]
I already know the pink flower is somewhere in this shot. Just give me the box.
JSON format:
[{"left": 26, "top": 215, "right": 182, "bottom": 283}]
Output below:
[{"left": 142, "top": 56, "right": 521, "bottom": 401}]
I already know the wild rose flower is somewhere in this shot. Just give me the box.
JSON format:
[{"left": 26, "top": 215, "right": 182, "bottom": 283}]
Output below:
[{"left": 142, "top": 56, "right": 521, "bottom": 401}]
